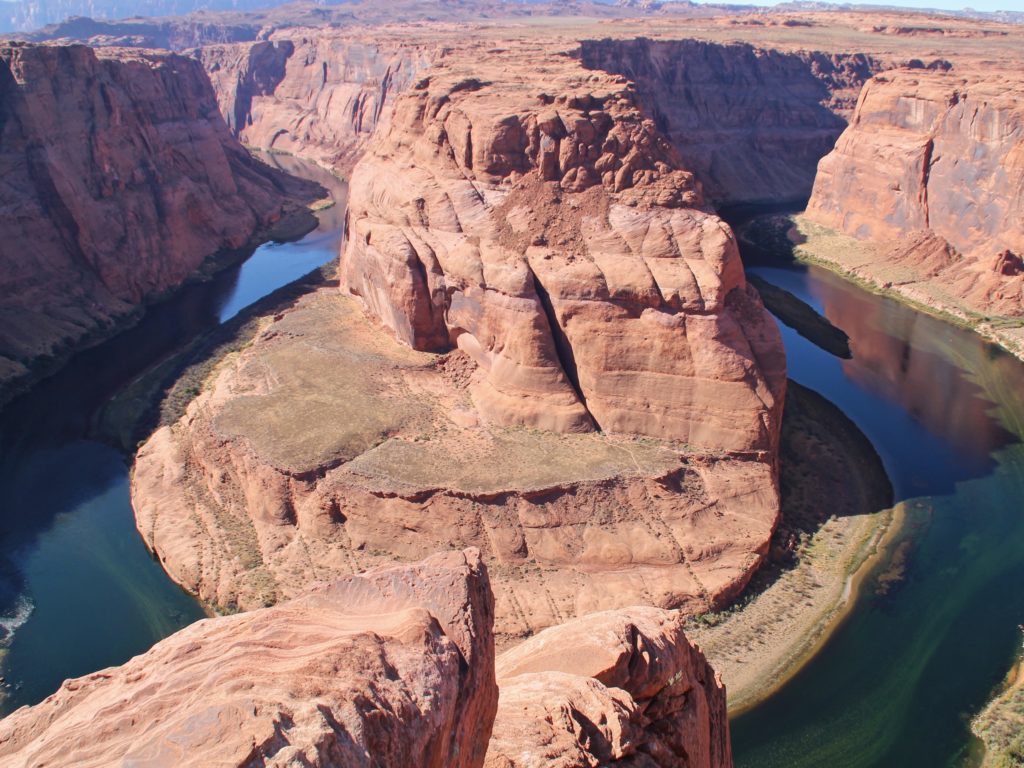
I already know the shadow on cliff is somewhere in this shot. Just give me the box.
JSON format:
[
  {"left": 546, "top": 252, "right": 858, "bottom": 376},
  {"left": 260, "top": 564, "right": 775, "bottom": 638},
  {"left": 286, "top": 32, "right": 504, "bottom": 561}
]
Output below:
[{"left": 577, "top": 39, "right": 879, "bottom": 206}]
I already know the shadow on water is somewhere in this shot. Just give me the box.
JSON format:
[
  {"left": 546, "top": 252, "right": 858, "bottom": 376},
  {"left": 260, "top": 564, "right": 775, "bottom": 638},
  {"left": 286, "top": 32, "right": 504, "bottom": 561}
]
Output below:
[
  {"left": 0, "top": 154, "right": 347, "bottom": 714},
  {"left": 723, "top": 207, "right": 1024, "bottom": 768}
]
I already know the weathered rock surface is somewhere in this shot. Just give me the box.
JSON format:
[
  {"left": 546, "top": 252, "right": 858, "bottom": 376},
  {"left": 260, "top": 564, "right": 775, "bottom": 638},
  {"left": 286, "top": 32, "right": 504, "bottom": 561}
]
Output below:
[
  {"left": 0, "top": 42, "right": 319, "bottom": 407},
  {"left": 132, "top": 285, "right": 781, "bottom": 646},
  {"left": 806, "top": 67, "right": 1024, "bottom": 319},
  {"left": 0, "top": 551, "right": 732, "bottom": 768},
  {"left": 488, "top": 607, "right": 730, "bottom": 768},
  {"left": 0, "top": 549, "right": 498, "bottom": 768},
  {"left": 198, "top": 35, "right": 433, "bottom": 173},
  {"left": 580, "top": 38, "right": 881, "bottom": 204},
  {"left": 341, "top": 43, "right": 786, "bottom": 449}
]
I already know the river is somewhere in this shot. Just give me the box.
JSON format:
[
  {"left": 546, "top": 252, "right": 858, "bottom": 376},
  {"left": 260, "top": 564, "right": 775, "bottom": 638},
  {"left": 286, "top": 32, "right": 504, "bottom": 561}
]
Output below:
[
  {"left": 0, "top": 154, "right": 347, "bottom": 714},
  {"left": 730, "top": 222, "right": 1024, "bottom": 767}
]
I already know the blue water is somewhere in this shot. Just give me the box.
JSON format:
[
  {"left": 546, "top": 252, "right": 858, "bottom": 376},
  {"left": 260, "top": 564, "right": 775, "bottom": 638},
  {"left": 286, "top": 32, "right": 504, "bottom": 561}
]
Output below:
[
  {"left": 0, "top": 154, "right": 346, "bottom": 714},
  {"left": 731, "top": 255, "right": 1024, "bottom": 766}
]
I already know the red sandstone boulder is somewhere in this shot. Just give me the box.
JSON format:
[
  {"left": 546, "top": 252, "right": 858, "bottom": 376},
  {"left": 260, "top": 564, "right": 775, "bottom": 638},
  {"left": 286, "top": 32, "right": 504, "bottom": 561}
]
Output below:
[{"left": 488, "top": 607, "right": 731, "bottom": 768}]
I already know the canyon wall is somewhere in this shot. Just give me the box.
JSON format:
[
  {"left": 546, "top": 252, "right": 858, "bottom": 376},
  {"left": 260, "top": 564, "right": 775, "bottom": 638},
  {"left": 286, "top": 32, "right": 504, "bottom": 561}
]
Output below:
[
  {"left": 0, "top": 550, "right": 731, "bottom": 768},
  {"left": 579, "top": 38, "right": 881, "bottom": 204},
  {"left": 0, "top": 42, "right": 318, "bottom": 406},
  {"left": 197, "top": 34, "right": 434, "bottom": 174},
  {"left": 805, "top": 67, "right": 1024, "bottom": 320}
]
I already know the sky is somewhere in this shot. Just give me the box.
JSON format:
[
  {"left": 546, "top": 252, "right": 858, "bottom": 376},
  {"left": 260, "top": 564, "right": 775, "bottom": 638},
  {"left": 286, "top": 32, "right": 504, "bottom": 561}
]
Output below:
[{"left": 693, "top": 0, "right": 1023, "bottom": 11}]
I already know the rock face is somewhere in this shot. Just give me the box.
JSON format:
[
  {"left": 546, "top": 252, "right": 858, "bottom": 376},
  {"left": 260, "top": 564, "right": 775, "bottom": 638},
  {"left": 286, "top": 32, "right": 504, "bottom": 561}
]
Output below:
[
  {"left": 197, "top": 35, "right": 434, "bottom": 173},
  {"left": 341, "top": 43, "right": 786, "bottom": 449},
  {"left": 0, "top": 42, "right": 318, "bottom": 406},
  {"left": 579, "top": 38, "right": 881, "bottom": 204},
  {"left": 806, "top": 67, "right": 1024, "bottom": 318},
  {"left": 0, "top": 549, "right": 498, "bottom": 768},
  {"left": 488, "top": 607, "right": 731, "bottom": 768}
]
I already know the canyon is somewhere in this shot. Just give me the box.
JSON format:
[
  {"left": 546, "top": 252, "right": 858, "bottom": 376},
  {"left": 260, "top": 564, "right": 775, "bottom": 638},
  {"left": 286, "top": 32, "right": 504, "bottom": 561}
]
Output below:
[
  {"left": 130, "top": 38, "right": 789, "bottom": 646},
  {"left": 0, "top": 41, "right": 321, "bottom": 407},
  {"left": 0, "top": 4, "right": 1022, "bottom": 768},
  {"left": 803, "top": 65, "right": 1024, "bottom": 354}
]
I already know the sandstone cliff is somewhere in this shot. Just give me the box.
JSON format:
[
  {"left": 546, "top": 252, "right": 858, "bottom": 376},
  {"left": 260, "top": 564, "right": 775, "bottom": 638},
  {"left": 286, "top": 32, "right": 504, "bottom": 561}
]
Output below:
[
  {"left": 197, "top": 35, "right": 433, "bottom": 173},
  {"left": 580, "top": 38, "right": 881, "bottom": 204},
  {"left": 805, "top": 67, "right": 1024, "bottom": 322},
  {"left": 132, "top": 42, "right": 784, "bottom": 645},
  {"left": 341, "top": 43, "right": 786, "bottom": 448},
  {"left": 0, "top": 42, "right": 319, "bottom": 407},
  {"left": 0, "top": 549, "right": 498, "bottom": 768},
  {"left": 0, "top": 550, "right": 731, "bottom": 768}
]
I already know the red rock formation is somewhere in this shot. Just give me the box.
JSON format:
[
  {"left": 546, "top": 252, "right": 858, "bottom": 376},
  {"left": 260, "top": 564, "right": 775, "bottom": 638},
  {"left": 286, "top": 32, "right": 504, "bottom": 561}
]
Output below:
[
  {"left": 132, "top": 285, "right": 780, "bottom": 645},
  {"left": 806, "top": 67, "right": 1024, "bottom": 318},
  {"left": 0, "top": 42, "right": 319, "bottom": 406},
  {"left": 579, "top": 38, "right": 881, "bottom": 204},
  {"left": 341, "top": 43, "right": 786, "bottom": 450},
  {"left": 0, "top": 549, "right": 498, "bottom": 768},
  {"left": 198, "top": 34, "right": 434, "bottom": 173},
  {"left": 488, "top": 607, "right": 730, "bottom": 768}
]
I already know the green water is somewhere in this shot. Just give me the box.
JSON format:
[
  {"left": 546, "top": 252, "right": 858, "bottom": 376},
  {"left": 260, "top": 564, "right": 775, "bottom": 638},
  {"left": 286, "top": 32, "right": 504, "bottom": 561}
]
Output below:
[{"left": 731, "top": 260, "right": 1024, "bottom": 767}]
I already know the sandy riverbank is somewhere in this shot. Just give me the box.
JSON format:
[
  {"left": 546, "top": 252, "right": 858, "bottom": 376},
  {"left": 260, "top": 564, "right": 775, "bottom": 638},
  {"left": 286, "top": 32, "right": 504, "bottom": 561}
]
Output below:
[{"left": 688, "top": 381, "right": 896, "bottom": 714}]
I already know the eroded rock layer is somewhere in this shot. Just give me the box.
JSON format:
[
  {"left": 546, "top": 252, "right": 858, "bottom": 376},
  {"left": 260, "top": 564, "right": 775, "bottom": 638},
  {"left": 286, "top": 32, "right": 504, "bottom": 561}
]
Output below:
[
  {"left": 488, "top": 607, "right": 730, "bottom": 768},
  {"left": 341, "top": 43, "right": 786, "bottom": 450},
  {"left": 0, "top": 42, "right": 318, "bottom": 405},
  {"left": 0, "top": 549, "right": 498, "bottom": 768},
  {"left": 806, "top": 67, "right": 1024, "bottom": 319}
]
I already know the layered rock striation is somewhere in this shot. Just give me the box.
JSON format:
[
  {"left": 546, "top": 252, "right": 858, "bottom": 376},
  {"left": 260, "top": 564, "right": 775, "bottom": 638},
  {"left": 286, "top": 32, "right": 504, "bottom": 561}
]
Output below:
[
  {"left": 0, "top": 42, "right": 319, "bottom": 406},
  {"left": 132, "top": 43, "right": 785, "bottom": 645},
  {"left": 0, "top": 549, "right": 498, "bottom": 768},
  {"left": 805, "top": 67, "right": 1024, "bottom": 321},
  {"left": 198, "top": 35, "right": 434, "bottom": 173},
  {"left": 341, "top": 44, "right": 786, "bottom": 449},
  {"left": 580, "top": 38, "right": 881, "bottom": 204}
]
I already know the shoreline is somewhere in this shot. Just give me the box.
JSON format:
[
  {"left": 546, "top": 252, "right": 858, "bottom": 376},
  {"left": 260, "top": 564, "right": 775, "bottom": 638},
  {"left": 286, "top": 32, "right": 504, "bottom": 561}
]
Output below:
[
  {"left": 971, "top": 645, "right": 1024, "bottom": 767},
  {"left": 780, "top": 215, "right": 1024, "bottom": 365},
  {"left": 688, "top": 382, "right": 899, "bottom": 715},
  {"left": 0, "top": 200, "right": 320, "bottom": 416}
]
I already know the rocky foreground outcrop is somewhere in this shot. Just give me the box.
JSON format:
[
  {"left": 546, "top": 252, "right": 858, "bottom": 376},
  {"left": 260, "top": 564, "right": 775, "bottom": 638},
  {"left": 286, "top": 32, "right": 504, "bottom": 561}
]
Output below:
[
  {"left": 805, "top": 67, "right": 1024, "bottom": 322},
  {"left": 0, "top": 549, "right": 498, "bottom": 768},
  {"left": 0, "top": 42, "right": 319, "bottom": 407},
  {"left": 489, "top": 607, "right": 730, "bottom": 767},
  {"left": 132, "top": 42, "right": 784, "bottom": 644},
  {"left": 0, "top": 550, "right": 729, "bottom": 768}
]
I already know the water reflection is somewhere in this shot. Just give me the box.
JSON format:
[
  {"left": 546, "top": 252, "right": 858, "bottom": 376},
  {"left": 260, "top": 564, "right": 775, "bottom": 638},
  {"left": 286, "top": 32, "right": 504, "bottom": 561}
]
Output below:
[
  {"left": 0, "top": 154, "right": 347, "bottom": 713},
  {"left": 731, "top": 221, "right": 1024, "bottom": 767}
]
